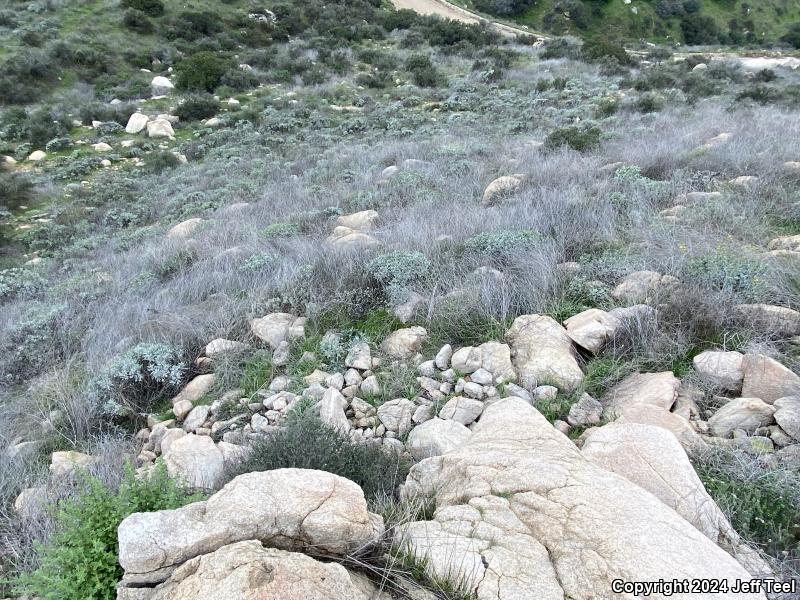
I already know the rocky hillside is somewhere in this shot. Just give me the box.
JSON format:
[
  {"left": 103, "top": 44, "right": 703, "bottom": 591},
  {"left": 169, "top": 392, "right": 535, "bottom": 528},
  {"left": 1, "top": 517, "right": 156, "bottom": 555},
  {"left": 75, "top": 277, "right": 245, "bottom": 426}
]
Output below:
[{"left": 2, "top": 0, "right": 800, "bottom": 599}]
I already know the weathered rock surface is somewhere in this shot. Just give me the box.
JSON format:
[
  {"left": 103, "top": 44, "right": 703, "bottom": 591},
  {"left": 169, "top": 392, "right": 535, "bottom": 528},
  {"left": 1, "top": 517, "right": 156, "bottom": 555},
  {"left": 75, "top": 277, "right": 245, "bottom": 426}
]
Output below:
[
  {"left": 381, "top": 326, "right": 427, "bottom": 360},
  {"left": 439, "top": 396, "right": 484, "bottom": 425},
  {"left": 612, "top": 270, "right": 680, "bottom": 305},
  {"left": 125, "top": 112, "right": 149, "bottom": 134},
  {"left": 250, "top": 313, "right": 305, "bottom": 349},
  {"left": 505, "top": 314, "right": 583, "bottom": 392},
  {"left": 151, "top": 76, "right": 174, "bottom": 96},
  {"left": 162, "top": 434, "right": 224, "bottom": 490},
  {"left": 118, "top": 469, "right": 383, "bottom": 583},
  {"left": 319, "top": 387, "right": 350, "bottom": 432},
  {"left": 204, "top": 338, "right": 248, "bottom": 357},
  {"left": 406, "top": 418, "right": 471, "bottom": 461},
  {"left": 171, "top": 374, "right": 216, "bottom": 407},
  {"left": 614, "top": 404, "right": 703, "bottom": 449},
  {"left": 337, "top": 210, "right": 378, "bottom": 231},
  {"left": 377, "top": 398, "right": 415, "bottom": 435},
  {"left": 481, "top": 175, "right": 522, "bottom": 206},
  {"left": 741, "top": 354, "right": 800, "bottom": 403},
  {"left": 397, "top": 398, "right": 764, "bottom": 600},
  {"left": 772, "top": 396, "right": 800, "bottom": 441},
  {"left": 147, "top": 118, "right": 175, "bottom": 138},
  {"left": 166, "top": 218, "right": 203, "bottom": 239},
  {"left": 345, "top": 341, "right": 372, "bottom": 370},
  {"left": 566, "top": 392, "right": 602, "bottom": 427},
  {"left": 582, "top": 423, "right": 768, "bottom": 576},
  {"left": 450, "top": 342, "right": 515, "bottom": 382},
  {"left": 137, "top": 541, "right": 387, "bottom": 600},
  {"left": 563, "top": 308, "right": 619, "bottom": 354},
  {"left": 602, "top": 371, "right": 680, "bottom": 419},
  {"left": 708, "top": 398, "right": 775, "bottom": 437},
  {"left": 326, "top": 226, "right": 379, "bottom": 248},
  {"left": 49, "top": 450, "right": 93, "bottom": 477},
  {"left": 734, "top": 304, "right": 800, "bottom": 337},
  {"left": 14, "top": 486, "right": 47, "bottom": 518},
  {"left": 693, "top": 350, "right": 744, "bottom": 391}
]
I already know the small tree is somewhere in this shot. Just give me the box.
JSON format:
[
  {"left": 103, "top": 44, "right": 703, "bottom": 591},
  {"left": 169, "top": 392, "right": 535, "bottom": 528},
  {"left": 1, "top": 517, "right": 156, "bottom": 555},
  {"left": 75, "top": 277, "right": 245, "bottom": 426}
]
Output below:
[
  {"left": 175, "top": 52, "right": 232, "bottom": 92},
  {"left": 120, "top": 0, "right": 164, "bottom": 17}
]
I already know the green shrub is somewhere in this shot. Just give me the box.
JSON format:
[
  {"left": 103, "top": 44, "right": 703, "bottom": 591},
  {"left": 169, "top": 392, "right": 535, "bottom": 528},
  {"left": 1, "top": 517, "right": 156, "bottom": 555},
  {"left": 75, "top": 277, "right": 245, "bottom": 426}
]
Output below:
[
  {"left": 120, "top": 0, "right": 164, "bottom": 17},
  {"left": 175, "top": 93, "right": 220, "bottom": 121},
  {"left": 367, "top": 250, "right": 431, "bottom": 304},
  {"left": 5, "top": 303, "right": 68, "bottom": 382},
  {"left": 44, "top": 137, "right": 73, "bottom": 153},
  {"left": 680, "top": 13, "right": 720, "bottom": 45},
  {"left": 0, "top": 171, "right": 35, "bottom": 214},
  {"left": 736, "top": 85, "right": 782, "bottom": 105},
  {"left": 146, "top": 150, "right": 180, "bottom": 174},
  {"left": 582, "top": 38, "right": 633, "bottom": 66},
  {"left": 464, "top": 229, "right": 542, "bottom": 257},
  {"left": 232, "top": 411, "right": 409, "bottom": 501},
  {"left": 239, "top": 252, "right": 279, "bottom": 272},
  {"left": 405, "top": 54, "right": 445, "bottom": 88},
  {"left": 541, "top": 38, "right": 582, "bottom": 60},
  {"left": 0, "top": 267, "right": 46, "bottom": 302},
  {"left": 24, "top": 107, "right": 72, "bottom": 146},
  {"left": 261, "top": 222, "right": 301, "bottom": 238},
  {"left": 0, "top": 50, "right": 59, "bottom": 104},
  {"left": 544, "top": 125, "right": 602, "bottom": 152},
  {"left": 782, "top": 22, "right": 800, "bottom": 49},
  {"left": 595, "top": 96, "right": 619, "bottom": 117},
  {"left": 170, "top": 10, "right": 223, "bottom": 40},
  {"left": 367, "top": 250, "right": 431, "bottom": 288},
  {"left": 695, "top": 449, "right": 800, "bottom": 557},
  {"left": 219, "top": 67, "right": 260, "bottom": 92},
  {"left": 683, "top": 251, "right": 768, "bottom": 301},
  {"left": 12, "top": 463, "right": 202, "bottom": 600},
  {"left": 91, "top": 343, "right": 187, "bottom": 417},
  {"left": 473, "top": 0, "right": 533, "bottom": 16},
  {"left": 632, "top": 92, "right": 664, "bottom": 113},
  {"left": 122, "top": 9, "right": 154, "bottom": 34},
  {"left": 175, "top": 52, "right": 232, "bottom": 92}
]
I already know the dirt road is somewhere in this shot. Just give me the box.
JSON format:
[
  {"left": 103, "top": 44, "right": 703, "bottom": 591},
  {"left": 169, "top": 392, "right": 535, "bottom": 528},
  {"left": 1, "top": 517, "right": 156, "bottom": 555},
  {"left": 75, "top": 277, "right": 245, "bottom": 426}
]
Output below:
[
  {"left": 391, "top": 0, "right": 800, "bottom": 68},
  {"left": 391, "top": 0, "right": 544, "bottom": 39}
]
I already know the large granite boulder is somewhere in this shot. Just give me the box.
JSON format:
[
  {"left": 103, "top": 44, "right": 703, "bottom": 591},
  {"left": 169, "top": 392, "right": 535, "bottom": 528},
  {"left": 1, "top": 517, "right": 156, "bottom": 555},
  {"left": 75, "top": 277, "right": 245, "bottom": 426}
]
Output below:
[
  {"left": 133, "top": 540, "right": 387, "bottom": 600},
  {"left": 118, "top": 469, "right": 383, "bottom": 586},
  {"left": 396, "top": 398, "right": 763, "bottom": 600},
  {"left": 601, "top": 371, "right": 680, "bottom": 419},
  {"left": 505, "top": 315, "right": 583, "bottom": 392},
  {"left": 582, "top": 423, "right": 769, "bottom": 576}
]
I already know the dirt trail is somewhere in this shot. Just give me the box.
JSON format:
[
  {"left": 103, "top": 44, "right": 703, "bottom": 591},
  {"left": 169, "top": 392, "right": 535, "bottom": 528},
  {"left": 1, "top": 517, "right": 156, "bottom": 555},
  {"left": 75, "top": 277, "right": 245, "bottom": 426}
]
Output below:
[{"left": 391, "top": 0, "right": 544, "bottom": 39}]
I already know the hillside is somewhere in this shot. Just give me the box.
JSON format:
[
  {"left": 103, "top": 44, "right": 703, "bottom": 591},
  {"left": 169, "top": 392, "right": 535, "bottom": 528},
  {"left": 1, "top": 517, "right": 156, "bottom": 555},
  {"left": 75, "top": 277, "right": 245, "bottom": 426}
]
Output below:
[
  {"left": 456, "top": 0, "right": 800, "bottom": 46},
  {"left": 2, "top": 0, "right": 800, "bottom": 599}
]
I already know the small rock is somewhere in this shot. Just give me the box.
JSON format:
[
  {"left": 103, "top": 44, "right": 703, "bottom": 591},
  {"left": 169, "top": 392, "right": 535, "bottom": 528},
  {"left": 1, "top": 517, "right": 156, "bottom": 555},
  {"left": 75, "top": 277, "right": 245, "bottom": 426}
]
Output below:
[
  {"left": 173, "top": 399, "right": 193, "bottom": 420},
  {"left": 439, "top": 396, "right": 484, "bottom": 426},
  {"left": 345, "top": 342, "right": 372, "bottom": 370},
  {"left": 435, "top": 344, "right": 453, "bottom": 370},
  {"left": 406, "top": 418, "right": 471, "bottom": 460},
  {"left": 125, "top": 112, "right": 149, "bottom": 134},
  {"left": 381, "top": 327, "right": 427, "bottom": 360},
  {"left": 451, "top": 346, "right": 482, "bottom": 374},
  {"left": 567, "top": 393, "right": 602, "bottom": 427}
]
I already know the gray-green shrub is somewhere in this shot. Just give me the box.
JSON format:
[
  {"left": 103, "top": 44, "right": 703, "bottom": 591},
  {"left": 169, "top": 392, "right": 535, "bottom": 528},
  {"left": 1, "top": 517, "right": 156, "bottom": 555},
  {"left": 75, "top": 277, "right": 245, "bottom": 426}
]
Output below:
[{"left": 231, "top": 411, "right": 409, "bottom": 501}]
